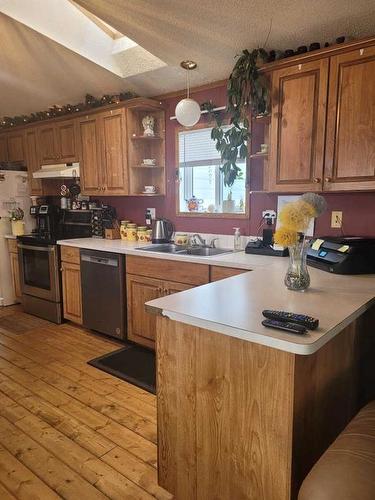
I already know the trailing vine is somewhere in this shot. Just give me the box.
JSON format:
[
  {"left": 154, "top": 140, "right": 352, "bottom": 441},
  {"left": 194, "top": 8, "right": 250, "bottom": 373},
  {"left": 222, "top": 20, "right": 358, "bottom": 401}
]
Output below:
[{"left": 204, "top": 48, "right": 269, "bottom": 187}]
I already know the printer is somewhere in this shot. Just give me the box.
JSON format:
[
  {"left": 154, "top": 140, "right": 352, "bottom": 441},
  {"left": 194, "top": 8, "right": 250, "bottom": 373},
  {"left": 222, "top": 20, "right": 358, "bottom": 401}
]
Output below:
[{"left": 307, "top": 236, "right": 375, "bottom": 274}]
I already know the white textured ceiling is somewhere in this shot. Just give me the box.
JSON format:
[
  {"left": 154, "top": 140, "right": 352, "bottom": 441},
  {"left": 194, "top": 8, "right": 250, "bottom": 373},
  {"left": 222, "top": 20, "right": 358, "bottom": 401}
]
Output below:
[
  {"left": 1, "top": 0, "right": 375, "bottom": 117},
  {"left": 75, "top": 0, "right": 375, "bottom": 95}
]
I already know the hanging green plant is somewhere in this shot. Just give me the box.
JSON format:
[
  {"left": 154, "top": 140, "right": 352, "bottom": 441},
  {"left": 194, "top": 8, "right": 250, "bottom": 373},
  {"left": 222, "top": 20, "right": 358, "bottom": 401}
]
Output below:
[{"left": 205, "top": 48, "right": 269, "bottom": 187}]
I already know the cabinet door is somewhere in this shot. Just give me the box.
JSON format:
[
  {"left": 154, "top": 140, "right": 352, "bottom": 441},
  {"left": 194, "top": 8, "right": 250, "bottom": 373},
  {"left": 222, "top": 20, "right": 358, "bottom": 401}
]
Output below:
[
  {"left": 7, "top": 131, "right": 25, "bottom": 162},
  {"left": 210, "top": 266, "right": 248, "bottom": 282},
  {"left": 0, "top": 134, "right": 8, "bottom": 162},
  {"left": 55, "top": 119, "right": 79, "bottom": 163},
  {"left": 268, "top": 59, "right": 328, "bottom": 192},
  {"left": 101, "top": 109, "right": 129, "bottom": 195},
  {"left": 61, "top": 261, "right": 82, "bottom": 324},
  {"left": 165, "top": 281, "right": 193, "bottom": 295},
  {"left": 10, "top": 252, "right": 22, "bottom": 299},
  {"left": 126, "top": 274, "right": 163, "bottom": 349},
  {"left": 324, "top": 45, "right": 375, "bottom": 191},
  {"left": 79, "top": 116, "right": 103, "bottom": 195},
  {"left": 24, "top": 129, "right": 43, "bottom": 195},
  {"left": 38, "top": 124, "right": 58, "bottom": 164}
]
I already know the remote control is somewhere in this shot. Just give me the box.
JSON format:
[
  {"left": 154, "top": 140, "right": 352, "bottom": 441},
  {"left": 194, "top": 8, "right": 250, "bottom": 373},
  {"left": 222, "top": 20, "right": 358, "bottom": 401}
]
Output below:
[
  {"left": 262, "top": 310, "right": 319, "bottom": 330},
  {"left": 262, "top": 319, "right": 307, "bottom": 335}
]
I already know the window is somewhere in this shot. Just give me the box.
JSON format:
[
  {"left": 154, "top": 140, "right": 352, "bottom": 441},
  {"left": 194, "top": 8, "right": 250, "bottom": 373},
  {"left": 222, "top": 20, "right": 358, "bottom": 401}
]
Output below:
[{"left": 177, "top": 126, "right": 247, "bottom": 215}]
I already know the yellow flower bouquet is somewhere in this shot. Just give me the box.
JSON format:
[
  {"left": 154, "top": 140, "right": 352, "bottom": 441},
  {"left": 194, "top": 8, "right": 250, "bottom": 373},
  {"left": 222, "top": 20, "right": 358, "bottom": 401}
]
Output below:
[{"left": 274, "top": 193, "right": 327, "bottom": 291}]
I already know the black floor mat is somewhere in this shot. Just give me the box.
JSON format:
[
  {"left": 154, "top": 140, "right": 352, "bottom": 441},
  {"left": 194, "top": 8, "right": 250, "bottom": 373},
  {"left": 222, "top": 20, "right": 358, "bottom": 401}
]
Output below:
[{"left": 88, "top": 344, "right": 156, "bottom": 394}]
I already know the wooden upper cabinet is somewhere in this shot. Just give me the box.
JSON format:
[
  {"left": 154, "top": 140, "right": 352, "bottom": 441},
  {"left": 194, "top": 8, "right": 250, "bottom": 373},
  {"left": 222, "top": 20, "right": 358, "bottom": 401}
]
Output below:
[
  {"left": 38, "top": 119, "right": 79, "bottom": 165},
  {"left": 80, "top": 109, "right": 129, "bottom": 196},
  {"left": 268, "top": 59, "right": 329, "bottom": 192},
  {"left": 79, "top": 115, "right": 102, "bottom": 195},
  {"left": 38, "top": 124, "right": 58, "bottom": 164},
  {"left": 101, "top": 109, "right": 129, "bottom": 195},
  {"left": 7, "top": 131, "right": 25, "bottom": 163},
  {"left": 55, "top": 119, "right": 79, "bottom": 163},
  {"left": 324, "top": 45, "right": 375, "bottom": 191},
  {"left": 0, "top": 134, "right": 8, "bottom": 162},
  {"left": 24, "top": 129, "right": 43, "bottom": 195}
]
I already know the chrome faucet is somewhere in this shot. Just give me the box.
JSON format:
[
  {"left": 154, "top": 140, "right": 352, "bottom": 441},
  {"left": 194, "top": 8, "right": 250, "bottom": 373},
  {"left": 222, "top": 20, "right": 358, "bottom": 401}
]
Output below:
[
  {"left": 210, "top": 237, "right": 219, "bottom": 248},
  {"left": 190, "top": 234, "right": 206, "bottom": 247},
  {"left": 190, "top": 234, "right": 220, "bottom": 248}
]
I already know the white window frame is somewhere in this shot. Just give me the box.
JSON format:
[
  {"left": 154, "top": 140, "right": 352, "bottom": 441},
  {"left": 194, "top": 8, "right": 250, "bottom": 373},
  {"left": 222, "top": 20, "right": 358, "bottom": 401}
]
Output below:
[{"left": 176, "top": 124, "right": 248, "bottom": 217}]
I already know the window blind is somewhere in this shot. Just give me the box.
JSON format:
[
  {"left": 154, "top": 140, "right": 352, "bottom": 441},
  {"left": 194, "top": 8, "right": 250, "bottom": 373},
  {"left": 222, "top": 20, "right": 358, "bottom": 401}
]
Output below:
[{"left": 178, "top": 126, "right": 245, "bottom": 168}]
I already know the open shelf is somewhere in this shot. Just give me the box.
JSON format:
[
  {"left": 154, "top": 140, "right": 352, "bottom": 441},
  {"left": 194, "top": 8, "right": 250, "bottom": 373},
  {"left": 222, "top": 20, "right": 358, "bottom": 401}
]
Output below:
[
  {"left": 250, "top": 152, "right": 268, "bottom": 159},
  {"left": 126, "top": 102, "right": 166, "bottom": 197},
  {"left": 129, "top": 193, "right": 165, "bottom": 197},
  {"left": 130, "top": 135, "right": 163, "bottom": 141},
  {"left": 131, "top": 165, "right": 165, "bottom": 169},
  {"left": 252, "top": 114, "right": 271, "bottom": 123}
]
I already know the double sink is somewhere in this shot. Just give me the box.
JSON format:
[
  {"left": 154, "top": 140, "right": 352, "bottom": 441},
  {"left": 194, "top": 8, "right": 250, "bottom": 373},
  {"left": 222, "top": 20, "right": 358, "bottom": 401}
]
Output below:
[{"left": 137, "top": 243, "right": 234, "bottom": 257}]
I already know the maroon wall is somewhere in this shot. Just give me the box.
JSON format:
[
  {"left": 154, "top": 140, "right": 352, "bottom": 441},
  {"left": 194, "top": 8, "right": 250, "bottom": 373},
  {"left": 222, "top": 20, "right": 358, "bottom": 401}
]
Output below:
[{"left": 99, "top": 84, "right": 375, "bottom": 237}]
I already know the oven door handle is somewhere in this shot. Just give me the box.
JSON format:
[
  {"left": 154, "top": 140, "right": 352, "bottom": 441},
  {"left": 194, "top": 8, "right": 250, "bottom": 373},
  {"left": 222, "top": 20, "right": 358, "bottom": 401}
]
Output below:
[{"left": 18, "top": 244, "right": 55, "bottom": 252}]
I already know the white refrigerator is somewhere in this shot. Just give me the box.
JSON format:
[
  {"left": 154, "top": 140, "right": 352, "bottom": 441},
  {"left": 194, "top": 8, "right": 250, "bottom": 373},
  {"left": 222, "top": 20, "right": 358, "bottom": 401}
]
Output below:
[{"left": 0, "top": 169, "right": 33, "bottom": 306}]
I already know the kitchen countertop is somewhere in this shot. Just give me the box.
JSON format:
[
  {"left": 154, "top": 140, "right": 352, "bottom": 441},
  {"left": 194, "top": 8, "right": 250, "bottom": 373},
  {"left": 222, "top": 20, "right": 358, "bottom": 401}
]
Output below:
[
  {"left": 58, "top": 237, "right": 375, "bottom": 356},
  {"left": 57, "top": 237, "right": 278, "bottom": 270},
  {"left": 3, "top": 234, "right": 16, "bottom": 239}
]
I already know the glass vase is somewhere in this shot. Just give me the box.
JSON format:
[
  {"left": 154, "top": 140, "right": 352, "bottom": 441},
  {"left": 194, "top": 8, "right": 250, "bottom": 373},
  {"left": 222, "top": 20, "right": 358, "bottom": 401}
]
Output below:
[{"left": 285, "top": 238, "right": 310, "bottom": 291}]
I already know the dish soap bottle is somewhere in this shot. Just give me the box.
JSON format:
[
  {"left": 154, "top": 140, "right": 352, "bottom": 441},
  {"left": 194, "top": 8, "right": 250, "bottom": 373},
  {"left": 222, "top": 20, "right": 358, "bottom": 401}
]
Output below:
[{"left": 233, "top": 227, "right": 241, "bottom": 250}]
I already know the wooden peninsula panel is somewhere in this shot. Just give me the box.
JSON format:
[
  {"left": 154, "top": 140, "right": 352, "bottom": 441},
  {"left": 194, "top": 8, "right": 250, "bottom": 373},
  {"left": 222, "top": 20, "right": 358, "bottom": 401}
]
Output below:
[
  {"left": 156, "top": 307, "right": 375, "bottom": 500},
  {"left": 157, "top": 316, "right": 294, "bottom": 500}
]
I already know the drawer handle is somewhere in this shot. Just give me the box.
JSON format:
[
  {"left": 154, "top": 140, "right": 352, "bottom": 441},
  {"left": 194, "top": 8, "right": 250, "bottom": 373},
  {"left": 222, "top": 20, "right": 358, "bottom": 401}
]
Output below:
[
  {"left": 313, "top": 177, "right": 321, "bottom": 183},
  {"left": 325, "top": 177, "right": 332, "bottom": 183}
]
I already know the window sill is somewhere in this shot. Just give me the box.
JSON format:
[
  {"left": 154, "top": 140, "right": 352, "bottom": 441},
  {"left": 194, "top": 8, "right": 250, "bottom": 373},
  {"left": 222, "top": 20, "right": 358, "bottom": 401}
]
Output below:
[{"left": 176, "top": 211, "right": 248, "bottom": 219}]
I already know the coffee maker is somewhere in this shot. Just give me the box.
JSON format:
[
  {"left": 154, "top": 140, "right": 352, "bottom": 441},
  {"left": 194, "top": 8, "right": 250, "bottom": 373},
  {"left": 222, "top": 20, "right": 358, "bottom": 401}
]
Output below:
[{"left": 30, "top": 205, "right": 61, "bottom": 241}]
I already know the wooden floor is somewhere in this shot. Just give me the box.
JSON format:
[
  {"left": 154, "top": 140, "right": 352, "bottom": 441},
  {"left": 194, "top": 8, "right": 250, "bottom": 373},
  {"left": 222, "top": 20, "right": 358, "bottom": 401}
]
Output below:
[{"left": 0, "top": 305, "right": 172, "bottom": 500}]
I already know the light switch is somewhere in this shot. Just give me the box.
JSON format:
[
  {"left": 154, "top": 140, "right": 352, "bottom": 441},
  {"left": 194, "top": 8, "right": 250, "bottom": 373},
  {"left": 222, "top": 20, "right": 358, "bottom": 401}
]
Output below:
[{"left": 331, "top": 211, "right": 343, "bottom": 228}]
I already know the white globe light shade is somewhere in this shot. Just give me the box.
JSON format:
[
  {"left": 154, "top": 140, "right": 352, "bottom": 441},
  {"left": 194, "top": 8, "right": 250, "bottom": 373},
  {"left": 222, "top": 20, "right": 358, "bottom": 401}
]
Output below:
[{"left": 175, "top": 98, "right": 201, "bottom": 127}]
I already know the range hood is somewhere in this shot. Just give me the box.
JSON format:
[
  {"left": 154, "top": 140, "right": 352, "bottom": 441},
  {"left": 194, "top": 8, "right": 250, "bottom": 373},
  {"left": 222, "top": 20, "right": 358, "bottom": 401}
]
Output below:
[{"left": 33, "top": 162, "right": 80, "bottom": 179}]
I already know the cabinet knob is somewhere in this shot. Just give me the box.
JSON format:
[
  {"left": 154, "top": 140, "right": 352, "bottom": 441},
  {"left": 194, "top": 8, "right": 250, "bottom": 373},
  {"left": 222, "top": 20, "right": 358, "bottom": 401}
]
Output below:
[
  {"left": 325, "top": 177, "right": 332, "bottom": 183},
  {"left": 313, "top": 177, "right": 321, "bottom": 183}
]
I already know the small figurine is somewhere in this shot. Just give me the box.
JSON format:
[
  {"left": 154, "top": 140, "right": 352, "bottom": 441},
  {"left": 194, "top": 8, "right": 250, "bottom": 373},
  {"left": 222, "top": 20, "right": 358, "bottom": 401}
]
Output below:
[{"left": 142, "top": 115, "right": 155, "bottom": 136}]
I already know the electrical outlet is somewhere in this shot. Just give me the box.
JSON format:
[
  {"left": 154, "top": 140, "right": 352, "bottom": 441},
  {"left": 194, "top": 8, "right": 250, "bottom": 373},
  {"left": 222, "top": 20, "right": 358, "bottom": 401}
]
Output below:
[
  {"left": 331, "top": 211, "right": 343, "bottom": 228},
  {"left": 147, "top": 208, "right": 156, "bottom": 219},
  {"left": 262, "top": 210, "right": 276, "bottom": 219}
]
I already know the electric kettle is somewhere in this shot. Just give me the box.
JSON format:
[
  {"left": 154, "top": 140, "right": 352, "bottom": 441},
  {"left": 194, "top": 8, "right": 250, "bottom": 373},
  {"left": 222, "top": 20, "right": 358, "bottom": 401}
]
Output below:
[{"left": 152, "top": 218, "right": 174, "bottom": 243}]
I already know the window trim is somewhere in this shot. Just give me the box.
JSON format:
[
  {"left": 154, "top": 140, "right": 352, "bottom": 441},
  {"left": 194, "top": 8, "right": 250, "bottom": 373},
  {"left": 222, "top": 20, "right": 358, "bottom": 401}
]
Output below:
[{"left": 175, "top": 122, "right": 250, "bottom": 219}]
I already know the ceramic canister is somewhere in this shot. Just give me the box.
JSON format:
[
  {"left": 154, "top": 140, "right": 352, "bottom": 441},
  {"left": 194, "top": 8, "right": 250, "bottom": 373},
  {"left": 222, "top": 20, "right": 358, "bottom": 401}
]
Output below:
[
  {"left": 175, "top": 233, "right": 189, "bottom": 245},
  {"left": 137, "top": 226, "right": 148, "bottom": 242},
  {"left": 126, "top": 223, "right": 138, "bottom": 241},
  {"left": 120, "top": 220, "right": 131, "bottom": 240}
]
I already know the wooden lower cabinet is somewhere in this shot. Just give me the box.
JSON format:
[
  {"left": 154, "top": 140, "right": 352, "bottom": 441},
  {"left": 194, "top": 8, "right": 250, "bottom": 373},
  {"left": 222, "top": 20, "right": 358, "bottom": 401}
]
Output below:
[
  {"left": 60, "top": 246, "right": 82, "bottom": 324},
  {"left": 10, "top": 251, "right": 22, "bottom": 300},
  {"left": 126, "top": 273, "right": 193, "bottom": 349},
  {"left": 210, "top": 265, "right": 248, "bottom": 282},
  {"left": 7, "top": 239, "right": 21, "bottom": 301},
  {"left": 61, "top": 262, "right": 82, "bottom": 324}
]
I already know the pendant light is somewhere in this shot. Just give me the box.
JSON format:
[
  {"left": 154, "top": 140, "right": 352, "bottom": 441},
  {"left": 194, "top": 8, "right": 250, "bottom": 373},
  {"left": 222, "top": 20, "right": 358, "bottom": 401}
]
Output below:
[{"left": 175, "top": 60, "right": 201, "bottom": 127}]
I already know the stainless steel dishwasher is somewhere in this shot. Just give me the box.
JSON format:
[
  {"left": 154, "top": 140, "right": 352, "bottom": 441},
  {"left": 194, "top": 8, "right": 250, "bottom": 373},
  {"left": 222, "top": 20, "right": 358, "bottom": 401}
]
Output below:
[{"left": 80, "top": 249, "right": 126, "bottom": 339}]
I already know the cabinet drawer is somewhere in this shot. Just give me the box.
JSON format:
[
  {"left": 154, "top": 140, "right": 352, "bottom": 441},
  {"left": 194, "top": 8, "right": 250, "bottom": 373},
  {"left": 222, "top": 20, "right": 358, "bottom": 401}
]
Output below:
[
  {"left": 60, "top": 245, "right": 80, "bottom": 264},
  {"left": 126, "top": 256, "right": 209, "bottom": 286},
  {"left": 210, "top": 266, "right": 248, "bottom": 282},
  {"left": 7, "top": 239, "right": 18, "bottom": 254}
]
